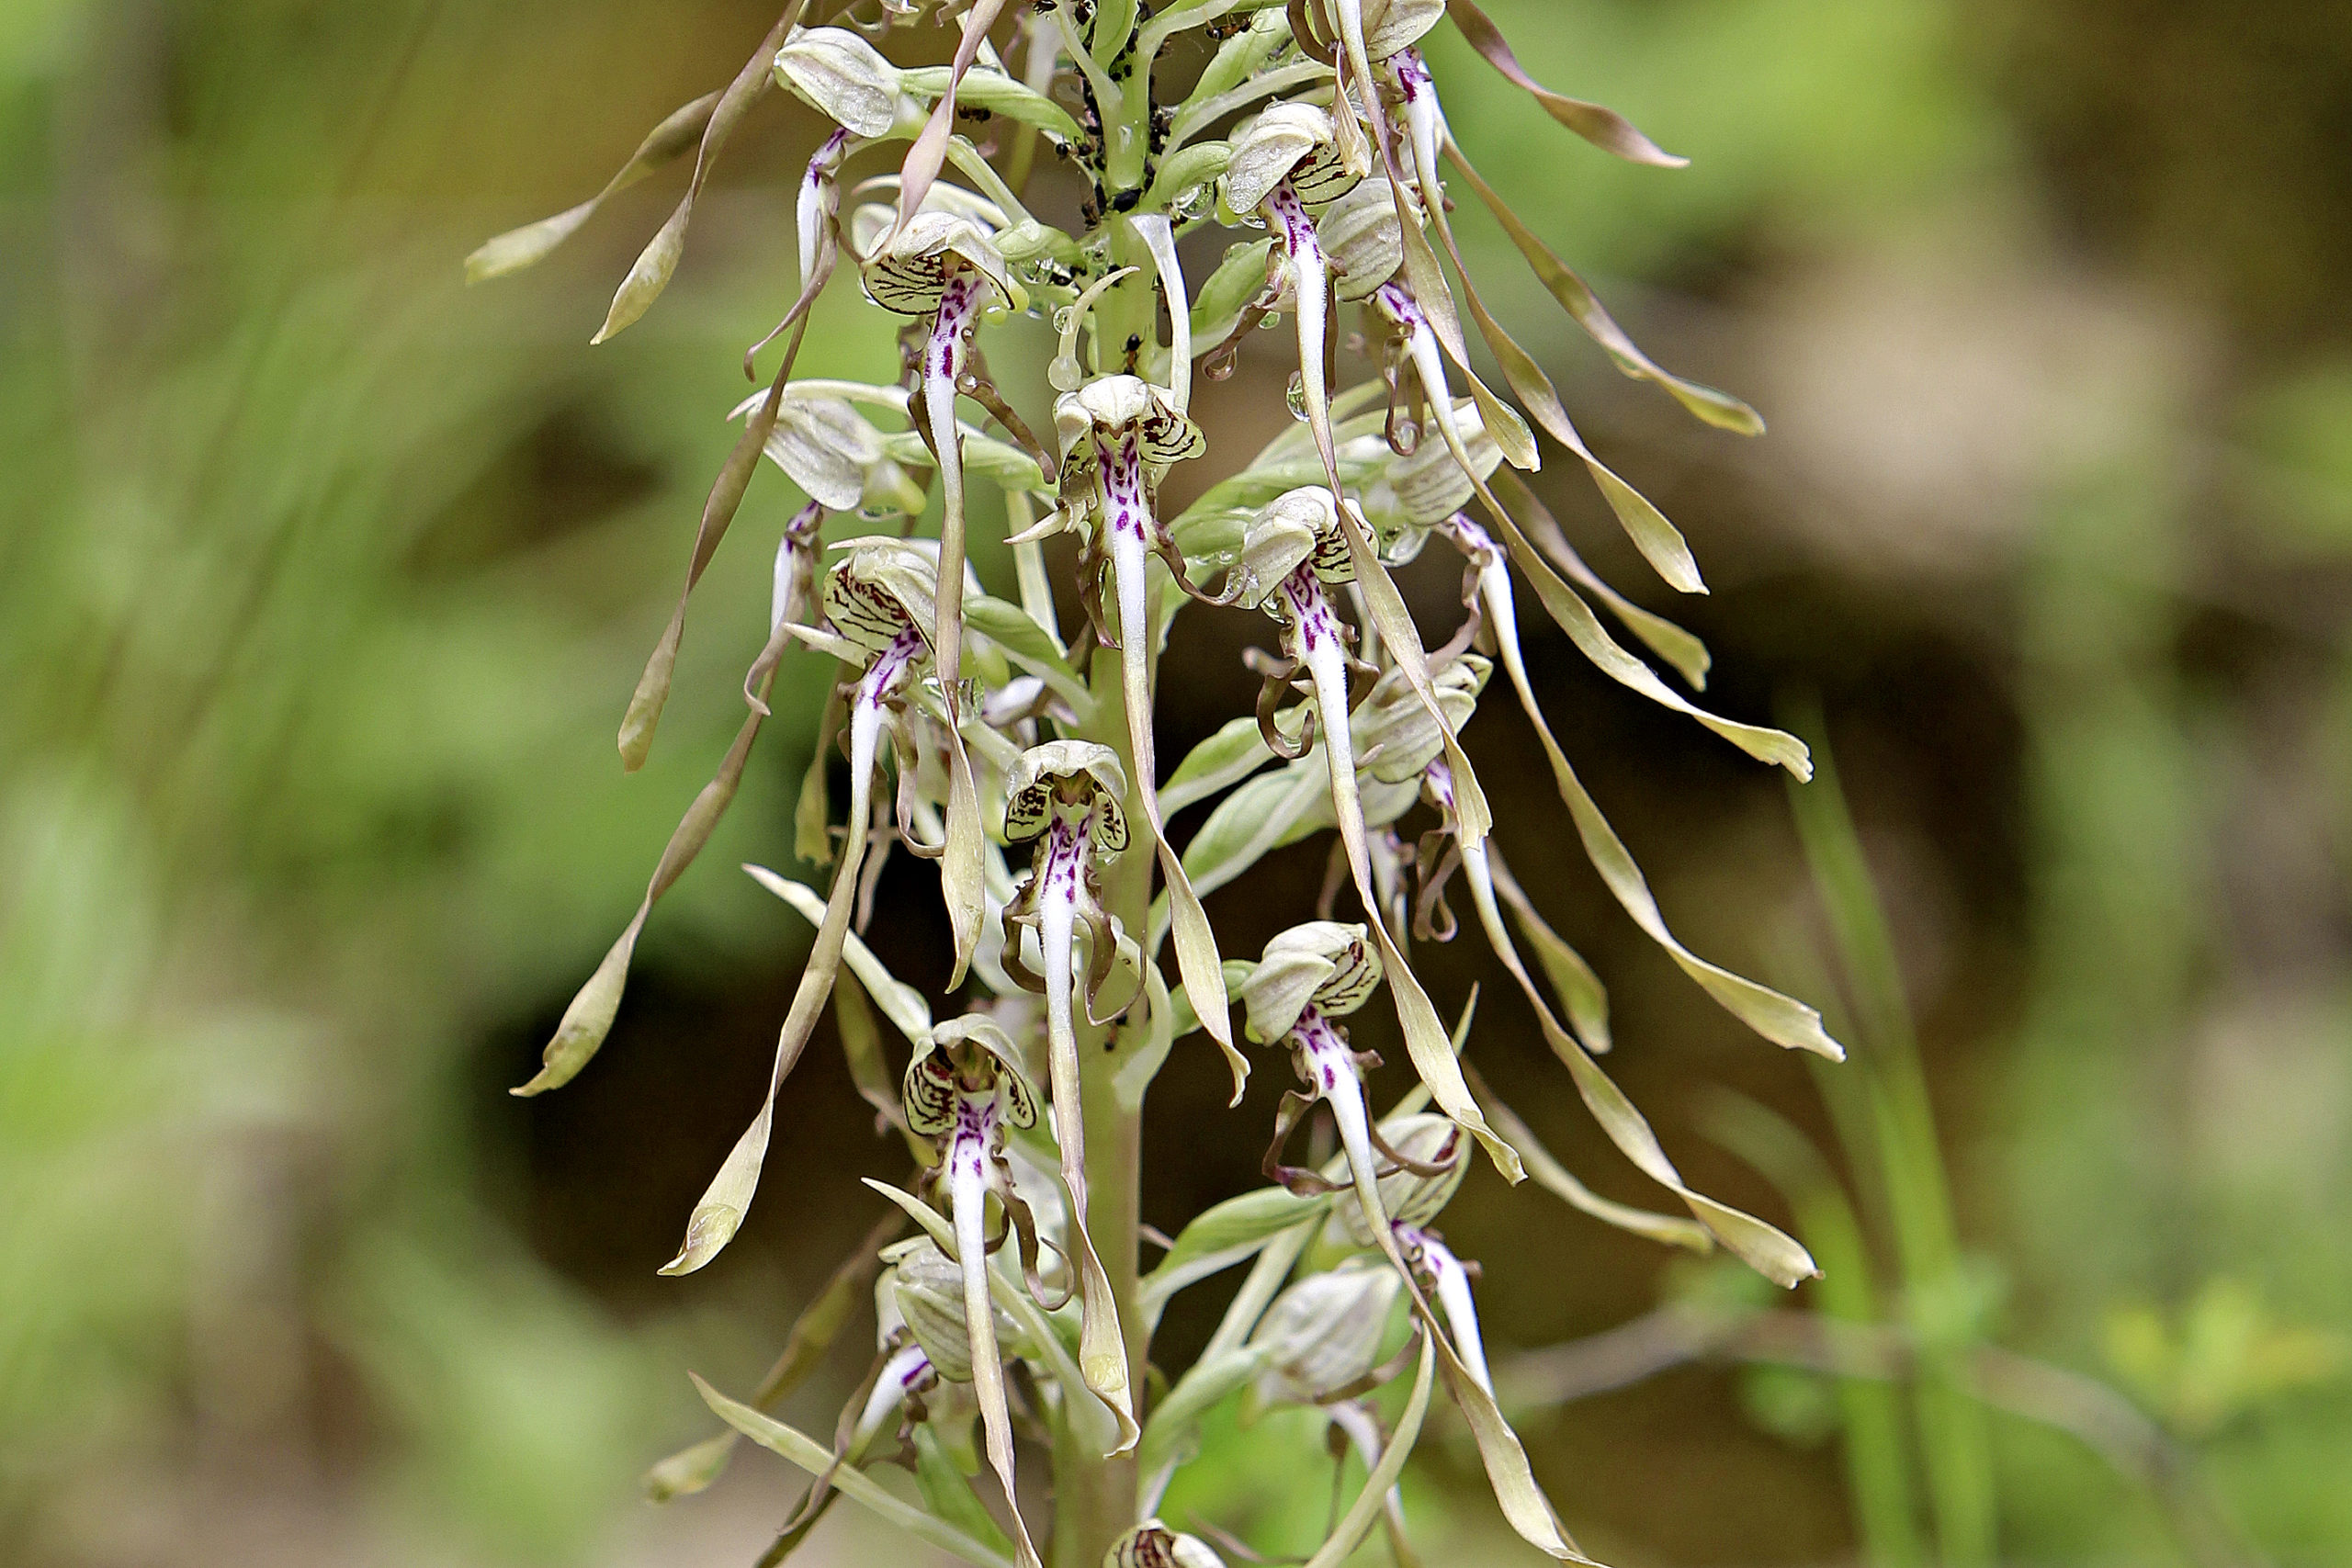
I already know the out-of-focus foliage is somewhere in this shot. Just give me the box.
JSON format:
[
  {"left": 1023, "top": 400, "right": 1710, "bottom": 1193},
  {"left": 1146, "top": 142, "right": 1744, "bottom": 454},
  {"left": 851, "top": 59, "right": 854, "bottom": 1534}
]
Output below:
[{"left": 3, "top": 0, "right": 2347, "bottom": 1564}]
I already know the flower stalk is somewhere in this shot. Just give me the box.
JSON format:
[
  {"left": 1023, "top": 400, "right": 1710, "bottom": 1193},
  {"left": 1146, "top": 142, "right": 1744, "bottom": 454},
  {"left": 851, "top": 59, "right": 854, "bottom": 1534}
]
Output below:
[{"left": 477, "top": 3, "right": 1856, "bottom": 1563}]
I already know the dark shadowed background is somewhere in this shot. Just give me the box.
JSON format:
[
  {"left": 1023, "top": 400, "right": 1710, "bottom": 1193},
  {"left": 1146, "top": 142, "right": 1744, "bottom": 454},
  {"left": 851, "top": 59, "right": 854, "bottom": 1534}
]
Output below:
[{"left": 3, "top": 1, "right": 2348, "bottom": 1563}]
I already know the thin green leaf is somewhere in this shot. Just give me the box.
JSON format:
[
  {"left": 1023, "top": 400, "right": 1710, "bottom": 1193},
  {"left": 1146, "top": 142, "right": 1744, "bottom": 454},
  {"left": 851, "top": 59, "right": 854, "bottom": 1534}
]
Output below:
[
  {"left": 796, "top": 686, "right": 843, "bottom": 866},
  {"left": 1444, "top": 141, "right": 1760, "bottom": 434},
  {"left": 1160, "top": 715, "right": 1279, "bottom": 816},
  {"left": 1301, "top": 1335, "right": 1437, "bottom": 1568},
  {"left": 912, "top": 1426, "right": 1017, "bottom": 1562},
  {"left": 899, "top": 64, "right": 1081, "bottom": 139},
  {"left": 1141, "top": 1186, "right": 1334, "bottom": 1311},
  {"left": 466, "top": 91, "right": 719, "bottom": 283},
  {"left": 1180, "top": 763, "right": 1330, "bottom": 899},
  {"left": 1467, "top": 1064, "right": 1711, "bottom": 1254},
  {"left": 663, "top": 691, "right": 887, "bottom": 1274},
  {"left": 1340, "top": 514, "right": 1492, "bottom": 847},
  {"left": 833, "top": 971, "right": 923, "bottom": 1157},
  {"left": 1137, "top": 1345, "right": 1272, "bottom": 1490},
  {"left": 964, "top": 593, "right": 1091, "bottom": 713},
  {"left": 1198, "top": 1219, "right": 1317, "bottom": 1363},
  {"left": 1444, "top": 0, "right": 1685, "bottom": 166},
  {"left": 1494, "top": 468, "right": 1711, "bottom": 691},
  {"left": 594, "top": 2, "right": 809, "bottom": 342},
  {"left": 693, "top": 1377, "right": 1018, "bottom": 1568},
  {"left": 1435, "top": 1346, "right": 1604, "bottom": 1563},
  {"left": 1485, "top": 845, "right": 1611, "bottom": 1053}
]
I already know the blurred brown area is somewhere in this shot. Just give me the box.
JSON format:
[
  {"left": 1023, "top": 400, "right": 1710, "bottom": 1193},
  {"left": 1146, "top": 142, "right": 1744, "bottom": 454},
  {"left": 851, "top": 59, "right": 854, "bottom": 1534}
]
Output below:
[{"left": 3, "top": 1, "right": 2348, "bottom": 1565}]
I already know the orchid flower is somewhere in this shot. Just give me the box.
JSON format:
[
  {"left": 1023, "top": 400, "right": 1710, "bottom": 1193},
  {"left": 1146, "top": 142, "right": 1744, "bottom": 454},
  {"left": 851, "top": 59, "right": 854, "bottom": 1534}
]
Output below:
[
  {"left": 901, "top": 1015, "right": 1051, "bottom": 1568},
  {"left": 1109, "top": 1521, "right": 1227, "bottom": 1568},
  {"left": 1219, "top": 102, "right": 1361, "bottom": 501},
  {"left": 998, "top": 739, "right": 1141, "bottom": 1443},
  {"left": 1238, "top": 922, "right": 1413, "bottom": 1242}
]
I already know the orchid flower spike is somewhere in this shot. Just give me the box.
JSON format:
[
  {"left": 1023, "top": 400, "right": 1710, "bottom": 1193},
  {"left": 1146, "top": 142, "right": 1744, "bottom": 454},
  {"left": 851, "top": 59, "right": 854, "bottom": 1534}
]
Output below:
[{"left": 493, "top": 6, "right": 1831, "bottom": 1562}]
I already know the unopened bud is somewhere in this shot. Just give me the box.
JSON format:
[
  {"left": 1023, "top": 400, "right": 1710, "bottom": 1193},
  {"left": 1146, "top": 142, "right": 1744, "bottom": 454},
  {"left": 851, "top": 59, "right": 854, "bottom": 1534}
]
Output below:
[
  {"left": 764, "top": 392, "right": 888, "bottom": 513},
  {"left": 1385, "top": 399, "right": 1503, "bottom": 523},
  {"left": 1334, "top": 1112, "right": 1466, "bottom": 1246},
  {"left": 888, "top": 1241, "right": 1025, "bottom": 1383},
  {"left": 1358, "top": 0, "right": 1447, "bottom": 60},
  {"left": 1318, "top": 177, "right": 1404, "bottom": 301},
  {"left": 1250, "top": 1258, "right": 1403, "bottom": 1408},
  {"left": 1351, "top": 655, "right": 1487, "bottom": 784},
  {"left": 1220, "top": 101, "right": 1359, "bottom": 215}
]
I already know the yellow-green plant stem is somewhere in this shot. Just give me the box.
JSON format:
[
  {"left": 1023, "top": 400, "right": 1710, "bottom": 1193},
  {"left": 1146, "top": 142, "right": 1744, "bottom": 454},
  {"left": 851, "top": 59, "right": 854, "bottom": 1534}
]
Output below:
[{"left": 1781, "top": 700, "right": 1997, "bottom": 1566}]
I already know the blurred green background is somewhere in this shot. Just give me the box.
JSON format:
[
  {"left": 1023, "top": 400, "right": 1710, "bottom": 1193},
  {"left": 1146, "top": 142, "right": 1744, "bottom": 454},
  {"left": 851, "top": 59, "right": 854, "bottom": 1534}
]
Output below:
[{"left": 3, "top": 0, "right": 2347, "bottom": 1563}]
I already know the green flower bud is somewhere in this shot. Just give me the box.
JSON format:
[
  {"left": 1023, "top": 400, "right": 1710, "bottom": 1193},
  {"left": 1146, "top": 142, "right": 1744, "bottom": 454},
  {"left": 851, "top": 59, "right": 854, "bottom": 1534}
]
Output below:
[
  {"left": 1235, "top": 487, "right": 1358, "bottom": 607},
  {"left": 1333, "top": 1112, "right": 1466, "bottom": 1246},
  {"left": 1359, "top": 0, "right": 1447, "bottom": 60},
  {"left": 1351, "top": 654, "right": 1488, "bottom": 784},
  {"left": 899, "top": 62, "right": 1080, "bottom": 137},
  {"left": 1318, "top": 177, "right": 1404, "bottom": 301},
  {"left": 1219, "top": 101, "right": 1360, "bottom": 215},
  {"left": 1385, "top": 397, "right": 1503, "bottom": 524},
  {"left": 1186, "top": 238, "right": 1275, "bottom": 348},
  {"left": 1250, "top": 1258, "right": 1403, "bottom": 1408},
  {"left": 764, "top": 392, "right": 888, "bottom": 512},
  {"left": 887, "top": 1240, "right": 1026, "bottom": 1384},
  {"left": 1240, "top": 920, "right": 1384, "bottom": 1043}
]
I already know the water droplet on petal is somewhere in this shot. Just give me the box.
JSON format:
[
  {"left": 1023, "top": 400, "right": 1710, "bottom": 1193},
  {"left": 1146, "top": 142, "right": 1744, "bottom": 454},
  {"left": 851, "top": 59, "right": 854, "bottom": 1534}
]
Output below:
[{"left": 1284, "top": 374, "right": 1308, "bottom": 422}]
